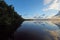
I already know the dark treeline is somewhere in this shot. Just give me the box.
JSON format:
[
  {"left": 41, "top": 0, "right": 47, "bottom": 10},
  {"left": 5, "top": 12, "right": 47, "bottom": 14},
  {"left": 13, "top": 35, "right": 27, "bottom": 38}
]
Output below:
[{"left": 0, "top": 0, "right": 24, "bottom": 40}]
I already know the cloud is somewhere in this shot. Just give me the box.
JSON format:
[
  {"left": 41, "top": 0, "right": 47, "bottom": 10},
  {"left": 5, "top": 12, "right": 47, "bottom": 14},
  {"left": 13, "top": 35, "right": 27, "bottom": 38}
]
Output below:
[
  {"left": 43, "top": 0, "right": 60, "bottom": 11},
  {"left": 47, "top": 13, "right": 56, "bottom": 18},
  {"left": 23, "top": 13, "right": 42, "bottom": 19},
  {"left": 44, "top": 0, "right": 53, "bottom": 5}
]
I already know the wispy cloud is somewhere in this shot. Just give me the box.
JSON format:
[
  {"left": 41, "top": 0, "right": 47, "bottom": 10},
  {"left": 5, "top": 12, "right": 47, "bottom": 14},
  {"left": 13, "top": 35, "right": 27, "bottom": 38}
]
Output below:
[
  {"left": 43, "top": 0, "right": 60, "bottom": 11},
  {"left": 47, "top": 13, "right": 56, "bottom": 18},
  {"left": 44, "top": 0, "right": 53, "bottom": 5}
]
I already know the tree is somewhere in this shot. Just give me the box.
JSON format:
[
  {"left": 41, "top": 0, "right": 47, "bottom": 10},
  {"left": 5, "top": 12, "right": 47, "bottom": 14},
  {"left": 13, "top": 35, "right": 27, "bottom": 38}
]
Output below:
[{"left": 0, "top": 1, "right": 24, "bottom": 40}]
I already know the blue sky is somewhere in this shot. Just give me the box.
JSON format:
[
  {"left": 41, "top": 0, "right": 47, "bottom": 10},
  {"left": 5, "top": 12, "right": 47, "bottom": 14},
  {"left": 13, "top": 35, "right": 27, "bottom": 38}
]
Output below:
[{"left": 5, "top": 0, "right": 60, "bottom": 19}]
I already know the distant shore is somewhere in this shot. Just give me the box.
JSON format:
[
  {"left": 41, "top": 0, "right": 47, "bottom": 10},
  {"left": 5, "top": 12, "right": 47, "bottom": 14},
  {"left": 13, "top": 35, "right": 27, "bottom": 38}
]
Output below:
[{"left": 25, "top": 19, "right": 60, "bottom": 21}]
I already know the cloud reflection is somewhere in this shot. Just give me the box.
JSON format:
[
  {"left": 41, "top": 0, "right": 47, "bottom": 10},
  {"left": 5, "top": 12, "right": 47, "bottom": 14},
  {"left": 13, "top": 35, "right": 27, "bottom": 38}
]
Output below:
[{"left": 33, "top": 21, "right": 60, "bottom": 40}]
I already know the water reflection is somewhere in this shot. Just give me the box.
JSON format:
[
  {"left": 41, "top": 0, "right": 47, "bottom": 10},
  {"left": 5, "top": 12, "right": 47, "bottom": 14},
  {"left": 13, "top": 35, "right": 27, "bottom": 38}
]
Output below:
[
  {"left": 0, "top": 21, "right": 23, "bottom": 40},
  {"left": 48, "top": 21, "right": 60, "bottom": 29},
  {"left": 14, "top": 21, "right": 60, "bottom": 40}
]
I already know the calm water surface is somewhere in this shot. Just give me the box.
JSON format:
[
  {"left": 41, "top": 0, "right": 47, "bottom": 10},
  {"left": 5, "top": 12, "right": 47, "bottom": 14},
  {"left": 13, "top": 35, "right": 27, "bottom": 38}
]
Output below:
[{"left": 14, "top": 21, "right": 60, "bottom": 40}]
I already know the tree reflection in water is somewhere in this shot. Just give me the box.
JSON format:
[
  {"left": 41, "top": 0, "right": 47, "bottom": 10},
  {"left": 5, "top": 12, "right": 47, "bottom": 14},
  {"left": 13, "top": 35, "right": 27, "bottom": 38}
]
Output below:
[{"left": 0, "top": 21, "right": 23, "bottom": 40}]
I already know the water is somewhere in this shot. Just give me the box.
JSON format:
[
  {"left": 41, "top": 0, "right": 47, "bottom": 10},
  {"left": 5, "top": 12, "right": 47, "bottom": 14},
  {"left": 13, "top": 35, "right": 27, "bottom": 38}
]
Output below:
[{"left": 14, "top": 21, "right": 60, "bottom": 40}]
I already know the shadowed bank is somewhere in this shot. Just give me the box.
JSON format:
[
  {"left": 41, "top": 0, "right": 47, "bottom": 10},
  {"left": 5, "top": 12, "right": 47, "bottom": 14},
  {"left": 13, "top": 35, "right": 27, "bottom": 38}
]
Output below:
[{"left": 0, "top": 0, "right": 24, "bottom": 40}]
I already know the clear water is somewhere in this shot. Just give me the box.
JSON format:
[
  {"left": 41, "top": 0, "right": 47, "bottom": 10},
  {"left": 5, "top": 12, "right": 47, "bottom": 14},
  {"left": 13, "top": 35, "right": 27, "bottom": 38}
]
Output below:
[{"left": 14, "top": 21, "right": 60, "bottom": 40}]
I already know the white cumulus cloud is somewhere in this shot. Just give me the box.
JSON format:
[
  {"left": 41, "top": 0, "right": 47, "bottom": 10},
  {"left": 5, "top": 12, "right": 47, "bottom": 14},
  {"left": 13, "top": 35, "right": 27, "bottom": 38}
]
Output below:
[{"left": 43, "top": 0, "right": 60, "bottom": 11}]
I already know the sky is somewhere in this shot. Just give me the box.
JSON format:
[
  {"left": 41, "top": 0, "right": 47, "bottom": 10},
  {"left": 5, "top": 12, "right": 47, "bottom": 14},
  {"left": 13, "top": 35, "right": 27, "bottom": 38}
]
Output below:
[{"left": 5, "top": 0, "right": 60, "bottom": 19}]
